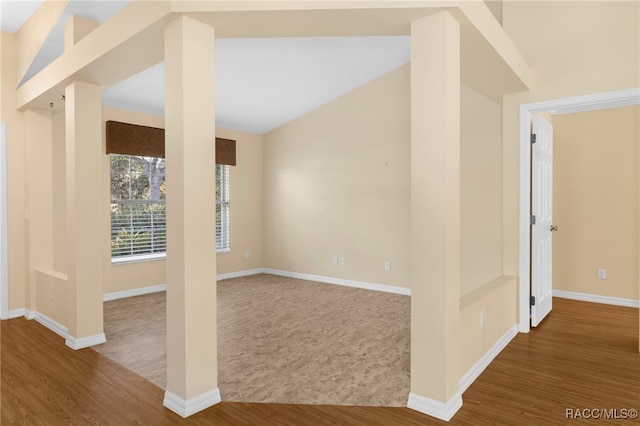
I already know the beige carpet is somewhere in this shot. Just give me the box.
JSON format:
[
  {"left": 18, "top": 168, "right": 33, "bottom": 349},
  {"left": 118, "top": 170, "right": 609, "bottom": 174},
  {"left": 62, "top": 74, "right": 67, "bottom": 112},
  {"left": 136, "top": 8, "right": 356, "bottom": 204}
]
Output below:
[{"left": 92, "top": 273, "right": 410, "bottom": 406}]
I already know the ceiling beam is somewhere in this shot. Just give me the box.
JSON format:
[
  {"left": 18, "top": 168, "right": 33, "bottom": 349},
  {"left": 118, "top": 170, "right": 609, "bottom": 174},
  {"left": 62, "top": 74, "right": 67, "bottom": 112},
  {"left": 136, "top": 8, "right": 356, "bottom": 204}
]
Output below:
[{"left": 16, "top": 1, "right": 173, "bottom": 111}]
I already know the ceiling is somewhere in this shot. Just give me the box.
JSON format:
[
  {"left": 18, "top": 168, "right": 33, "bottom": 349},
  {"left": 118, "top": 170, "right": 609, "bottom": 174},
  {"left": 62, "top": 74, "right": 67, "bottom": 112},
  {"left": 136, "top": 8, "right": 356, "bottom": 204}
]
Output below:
[{"left": 1, "top": 1, "right": 410, "bottom": 135}]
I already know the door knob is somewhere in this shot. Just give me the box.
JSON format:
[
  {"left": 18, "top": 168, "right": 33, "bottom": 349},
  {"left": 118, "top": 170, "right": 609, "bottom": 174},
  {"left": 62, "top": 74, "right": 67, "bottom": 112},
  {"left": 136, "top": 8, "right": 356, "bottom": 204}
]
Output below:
[{"left": 550, "top": 225, "right": 558, "bottom": 231}]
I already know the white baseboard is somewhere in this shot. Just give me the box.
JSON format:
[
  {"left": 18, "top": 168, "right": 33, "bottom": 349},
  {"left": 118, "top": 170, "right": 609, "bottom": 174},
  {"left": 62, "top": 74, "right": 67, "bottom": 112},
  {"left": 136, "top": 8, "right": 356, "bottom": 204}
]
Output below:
[
  {"left": 217, "top": 268, "right": 264, "bottom": 281},
  {"left": 101, "top": 268, "right": 409, "bottom": 303},
  {"left": 262, "top": 268, "right": 411, "bottom": 296},
  {"left": 163, "top": 388, "right": 221, "bottom": 418},
  {"left": 8, "top": 308, "right": 26, "bottom": 319},
  {"left": 553, "top": 290, "right": 639, "bottom": 308},
  {"left": 101, "top": 269, "right": 264, "bottom": 301},
  {"left": 28, "top": 310, "right": 68, "bottom": 339},
  {"left": 103, "top": 283, "right": 167, "bottom": 302},
  {"left": 65, "top": 333, "right": 107, "bottom": 350},
  {"left": 459, "top": 324, "right": 519, "bottom": 393},
  {"left": 19, "top": 309, "right": 106, "bottom": 350},
  {"left": 407, "top": 391, "right": 463, "bottom": 421}
]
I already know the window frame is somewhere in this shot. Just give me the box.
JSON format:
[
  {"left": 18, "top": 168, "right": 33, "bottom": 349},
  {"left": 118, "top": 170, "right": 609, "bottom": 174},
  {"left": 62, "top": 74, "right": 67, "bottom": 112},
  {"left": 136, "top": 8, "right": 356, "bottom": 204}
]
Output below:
[
  {"left": 110, "top": 155, "right": 231, "bottom": 264},
  {"left": 216, "top": 164, "right": 231, "bottom": 253},
  {"left": 110, "top": 154, "right": 167, "bottom": 263}
]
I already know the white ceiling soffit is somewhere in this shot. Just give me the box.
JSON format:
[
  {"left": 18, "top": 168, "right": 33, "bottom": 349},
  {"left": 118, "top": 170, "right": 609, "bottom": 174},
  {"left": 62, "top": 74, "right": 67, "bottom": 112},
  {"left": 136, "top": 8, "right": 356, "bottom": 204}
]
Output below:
[
  {"left": 0, "top": 0, "right": 44, "bottom": 33},
  {"left": 18, "top": 0, "right": 130, "bottom": 87},
  {"left": 102, "top": 36, "right": 411, "bottom": 135}
]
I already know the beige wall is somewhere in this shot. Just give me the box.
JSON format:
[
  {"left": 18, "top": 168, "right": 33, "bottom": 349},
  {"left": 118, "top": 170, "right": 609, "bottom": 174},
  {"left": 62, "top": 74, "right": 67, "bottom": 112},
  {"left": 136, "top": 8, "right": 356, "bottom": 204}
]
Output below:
[
  {"left": 25, "top": 109, "right": 55, "bottom": 314},
  {"left": 502, "top": 1, "right": 640, "bottom": 279},
  {"left": 52, "top": 111, "right": 66, "bottom": 272},
  {"left": 460, "top": 84, "right": 503, "bottom": 295},
  {"left": 50, "top": 107, "right": 264, "bottom": 296},
  {"left": 553, "top": 106, "right": 639, "bottom": 301},
  {"left": 216, "top": 127, "right": 264, "bottom": 276},
  {"left": 263, "top": 64, "right": 411, "bottom": 288},
  {"left": 261, "top": 63, "right": 504, "bottom": 293},
  {"left": 99, "top": 109, "right": 264, "bottom": 294},
  {"left": 0, "top": 31, "right": 28, "bottom": 312},
  {"left": 460, "top": 276, "right": 517, "bottom": 376},
  {"left": 99, "top": 108, "right": 166, "bottom": 294},
  {"left": 35, "top": 268, "right": 67, "bottom": 326}
]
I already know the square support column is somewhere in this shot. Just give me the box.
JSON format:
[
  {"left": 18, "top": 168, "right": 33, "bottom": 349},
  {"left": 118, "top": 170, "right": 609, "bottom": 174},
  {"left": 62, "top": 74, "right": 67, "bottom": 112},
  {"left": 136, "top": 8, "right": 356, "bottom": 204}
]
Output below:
[
  {"left": 65, "top": 81, "right": 105, "bottom": 349},
  {"left": 163, "top": 16, "right": 219, "bottom": 418},
  {"left": 407, "top": 11, "right": 462, "bottom": 422}
]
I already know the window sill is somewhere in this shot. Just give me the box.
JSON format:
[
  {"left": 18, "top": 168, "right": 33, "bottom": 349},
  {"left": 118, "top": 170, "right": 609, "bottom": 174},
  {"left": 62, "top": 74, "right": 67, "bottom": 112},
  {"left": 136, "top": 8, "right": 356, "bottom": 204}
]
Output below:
[
  {"left": 111, "top": 249, "right": 230, "bottom": 265},
  {"left": 112, "top": 253, "right": 166, "bottom": 265}
]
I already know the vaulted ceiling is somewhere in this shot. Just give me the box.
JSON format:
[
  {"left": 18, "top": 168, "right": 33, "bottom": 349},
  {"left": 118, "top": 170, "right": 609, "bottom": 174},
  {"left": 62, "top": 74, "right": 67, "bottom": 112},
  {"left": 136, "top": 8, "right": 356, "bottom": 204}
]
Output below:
[
  {"left": 4, "top": 1, "right": 528, "bottom": 135},
  {"left": 2, "top": 0, "right": 411, "bottom": 134}
]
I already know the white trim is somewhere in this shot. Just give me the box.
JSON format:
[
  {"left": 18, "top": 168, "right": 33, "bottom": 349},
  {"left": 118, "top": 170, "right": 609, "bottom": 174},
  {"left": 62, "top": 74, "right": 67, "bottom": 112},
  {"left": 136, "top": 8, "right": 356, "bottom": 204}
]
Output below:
[
  {"left": 8, "top": 308, "right": 27, "bottom": 319},
  {"left": 103, "top": 283, "right": 167, "bottom": 302},
  {"left": 101, "top": 269, "right": 264, "bottom": 301},
  {"left": 459, "top": 324, "right": 518, "bottom": 393},
  {"left": 163, "top": 388, "right": 221, "bottom": 418},
  {"left": 553, "top": 290, "right": 639, "bottom": 309},
  {"left": 216, "top": 268, "right": 264, "bottom": 281},
  {"left": 29, "top": 310, "right": 68, "bottom": 339},
  {"left": 0, "top": 123, "right": 8, "bottom": 320},
  {"left": 100, "top": 269, "right": 409, "bottom": 304},
  {"left": 262, "top": 268, "right": 411, "bottom": 296},
  {"left": 518, "top": 87, "right": 640, "bottom": 333},
  {"left": 65, "top": 332, "right": 107, "bottom": 350},
  {"left": 111, "top": 244, "right": 230, "bottom": 266},
  {"left": 407, "top": 391, "right": 463, "bottom": 421},
  {"left": 547, "top": 88, "right": 640, "bottom": 115},
  {"left": 11, "top": 308, "right": 107, "bottom": 349},
  {"left": 111, "top": 252, "right": 166, "bottom": 265}
]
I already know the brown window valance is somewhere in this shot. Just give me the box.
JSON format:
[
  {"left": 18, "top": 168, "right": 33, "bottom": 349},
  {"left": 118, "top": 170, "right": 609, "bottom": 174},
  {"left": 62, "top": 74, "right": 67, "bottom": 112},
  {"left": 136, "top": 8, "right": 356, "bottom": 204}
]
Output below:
[
  {"left": 215, "top": 137, "right": 236, "bottom": 166},
  {"left": 106, "top": 121, "right": 165, "bottom": 158},
  {"left": 106, "top": 120, "right": 236, "bottom": 165}
]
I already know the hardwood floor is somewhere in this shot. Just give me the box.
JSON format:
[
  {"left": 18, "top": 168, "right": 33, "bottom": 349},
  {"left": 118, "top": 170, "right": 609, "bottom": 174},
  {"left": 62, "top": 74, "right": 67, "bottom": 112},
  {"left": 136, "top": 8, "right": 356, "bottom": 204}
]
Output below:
[{"left": 1, "top": 297, "right": 638, "bottom": 425}]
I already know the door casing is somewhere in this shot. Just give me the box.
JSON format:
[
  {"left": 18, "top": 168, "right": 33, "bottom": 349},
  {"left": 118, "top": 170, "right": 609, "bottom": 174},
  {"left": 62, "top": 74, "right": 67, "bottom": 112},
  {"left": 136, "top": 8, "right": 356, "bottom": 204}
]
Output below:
[{"left": 518, "top": 87, "right": 640, "bottom": 333}]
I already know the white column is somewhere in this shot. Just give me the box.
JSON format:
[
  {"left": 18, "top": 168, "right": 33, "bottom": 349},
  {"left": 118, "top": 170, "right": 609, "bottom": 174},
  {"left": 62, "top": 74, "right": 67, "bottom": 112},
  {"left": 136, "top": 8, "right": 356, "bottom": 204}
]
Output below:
[
  {"left": 64, "top": 81, "right": 105, "bottom": 349},
  {"left": 163, "top": 15, "right": 219, "bottom": 418},
  {"left": 408, "top": 11, "right": 462, "bottom": 422}
]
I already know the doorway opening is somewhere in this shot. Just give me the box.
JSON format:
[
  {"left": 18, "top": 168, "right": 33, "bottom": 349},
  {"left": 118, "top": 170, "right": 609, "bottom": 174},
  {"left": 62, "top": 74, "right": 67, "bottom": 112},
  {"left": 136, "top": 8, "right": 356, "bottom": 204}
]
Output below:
[{"left": 518, "top": 87, "right": 640, "bottom": 333}]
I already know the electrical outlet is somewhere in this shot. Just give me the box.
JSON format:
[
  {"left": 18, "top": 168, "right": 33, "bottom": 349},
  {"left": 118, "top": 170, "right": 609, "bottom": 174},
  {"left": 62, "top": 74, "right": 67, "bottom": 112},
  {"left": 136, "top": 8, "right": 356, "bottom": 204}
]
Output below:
[
  {"left": 333, "top": 256, "right": 338, "bottom": 265},
  {"left": 244, "top": 250, "right": 250, "bottom": 259},
  {"left": 340, "top": 257, "right": 346, "bottom": 266},
  {"left": 598, "top": 269, "right": 606, "bottom": 280},
  {"left": 480, "top": 310, "right": 485, "bottom": 328},
  {"left": 384, "top": 261, "right": 391, "bottom": 271}
]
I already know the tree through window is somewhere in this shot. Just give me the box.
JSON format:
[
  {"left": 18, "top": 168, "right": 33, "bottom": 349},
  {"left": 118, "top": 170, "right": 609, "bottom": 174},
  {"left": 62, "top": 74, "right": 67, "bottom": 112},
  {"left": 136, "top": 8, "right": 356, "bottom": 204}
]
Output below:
[
  {"left": 110, "top": 155, "right": 166, "bottom": 259},
  {"left": 110, "top": 155, "right": 230, "bottom": 260}
]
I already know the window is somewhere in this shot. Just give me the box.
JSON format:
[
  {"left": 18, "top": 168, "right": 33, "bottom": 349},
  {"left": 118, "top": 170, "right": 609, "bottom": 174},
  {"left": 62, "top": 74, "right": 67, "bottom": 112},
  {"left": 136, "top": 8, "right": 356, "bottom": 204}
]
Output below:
[
  {"left": 216, "top": 164, "right": 231, "bottom": 251},
  {"left": 110, "top": 155, "right": 166, "bottom": 260},
  {"left": 110, "top": 155, "right": 230, "bottom": 260}
]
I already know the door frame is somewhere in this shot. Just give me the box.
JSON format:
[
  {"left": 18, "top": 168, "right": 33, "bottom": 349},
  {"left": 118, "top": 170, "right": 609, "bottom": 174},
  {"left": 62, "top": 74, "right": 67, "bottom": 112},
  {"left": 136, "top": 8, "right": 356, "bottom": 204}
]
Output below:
[{"left": 518, "top": 87, "right": 640, "bottom": 333}]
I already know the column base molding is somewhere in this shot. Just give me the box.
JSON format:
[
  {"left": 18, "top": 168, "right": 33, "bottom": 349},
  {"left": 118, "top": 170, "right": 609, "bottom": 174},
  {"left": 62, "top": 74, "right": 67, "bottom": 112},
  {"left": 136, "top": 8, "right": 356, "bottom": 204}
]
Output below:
[
  {"left": 163, "top": 388, "right": 221, "bottom": 418},
  {"left": 407, "top": 391, "right": 463, "bottom": 421}
]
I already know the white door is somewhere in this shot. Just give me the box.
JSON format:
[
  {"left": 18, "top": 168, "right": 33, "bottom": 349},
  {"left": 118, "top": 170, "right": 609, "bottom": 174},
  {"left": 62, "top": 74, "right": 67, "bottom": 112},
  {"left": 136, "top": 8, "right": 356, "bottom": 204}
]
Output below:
[{"left": 531, "top": 114, "right": 554, "bottom": 327}]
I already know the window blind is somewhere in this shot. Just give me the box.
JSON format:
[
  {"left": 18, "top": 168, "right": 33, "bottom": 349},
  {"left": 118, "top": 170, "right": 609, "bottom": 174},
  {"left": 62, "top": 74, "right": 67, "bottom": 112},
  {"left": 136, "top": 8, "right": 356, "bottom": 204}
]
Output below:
[{"left": 216, "top": 164, "right": 231, "bottom": 251}]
